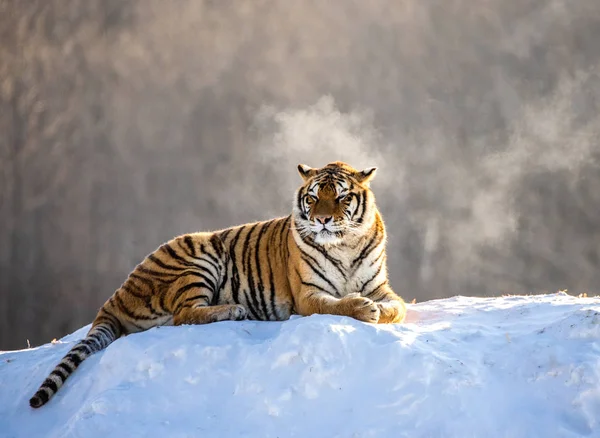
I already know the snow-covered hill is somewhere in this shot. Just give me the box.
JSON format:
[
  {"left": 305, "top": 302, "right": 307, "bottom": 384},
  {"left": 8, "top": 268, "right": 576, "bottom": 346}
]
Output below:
[{"left": 1, "top": 293, "right": 599, "bottom": 438}]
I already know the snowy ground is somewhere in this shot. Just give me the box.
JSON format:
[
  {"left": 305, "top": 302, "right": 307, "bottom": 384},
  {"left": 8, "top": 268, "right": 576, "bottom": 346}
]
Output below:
[{"left": 1, "top": 293, "right": 600, "bottom": 438}]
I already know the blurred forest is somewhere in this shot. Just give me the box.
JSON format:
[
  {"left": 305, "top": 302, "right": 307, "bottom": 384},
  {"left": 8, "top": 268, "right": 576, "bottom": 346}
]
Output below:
[{"left": 1, "top": 0, "right": 599, "bottom": 350}]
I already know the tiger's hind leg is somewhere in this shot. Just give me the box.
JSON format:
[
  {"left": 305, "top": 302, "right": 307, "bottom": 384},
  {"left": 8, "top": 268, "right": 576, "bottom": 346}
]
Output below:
[{"left": 169, "top": 277, "right": 247, "bottom": 325}]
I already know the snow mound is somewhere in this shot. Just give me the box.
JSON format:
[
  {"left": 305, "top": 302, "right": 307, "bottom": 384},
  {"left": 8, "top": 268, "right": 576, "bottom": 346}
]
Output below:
[{"left": 1, "top": 293, "right": 600, "bottom": 438}]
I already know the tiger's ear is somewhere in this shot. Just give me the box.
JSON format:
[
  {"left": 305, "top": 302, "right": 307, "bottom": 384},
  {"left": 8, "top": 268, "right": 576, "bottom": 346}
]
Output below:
[
  {"left": 356, "top": 167, "right": 377, "bottom": 185},
  {"left": 298, "top": 164, "right": 317, "bottom": 181}
]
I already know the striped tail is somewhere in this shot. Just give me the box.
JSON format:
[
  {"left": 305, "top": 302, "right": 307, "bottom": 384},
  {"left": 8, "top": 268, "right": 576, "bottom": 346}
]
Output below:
[{"left": 29, "top": 321, "right": 121, "bottom": 408}]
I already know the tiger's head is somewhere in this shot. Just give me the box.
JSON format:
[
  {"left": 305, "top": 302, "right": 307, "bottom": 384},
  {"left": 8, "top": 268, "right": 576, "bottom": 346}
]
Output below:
[{"left": 292, "top": 161, "right": 379, "bottom": 245}]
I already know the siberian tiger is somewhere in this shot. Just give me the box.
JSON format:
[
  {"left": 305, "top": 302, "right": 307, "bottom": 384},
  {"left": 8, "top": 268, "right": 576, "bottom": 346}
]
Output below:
[{"left": 29, "top": 161, "right": 406, "bottom": 408}]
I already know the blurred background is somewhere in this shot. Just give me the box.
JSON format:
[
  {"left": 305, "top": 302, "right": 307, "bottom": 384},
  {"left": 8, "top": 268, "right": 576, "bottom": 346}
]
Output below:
[{"left": 1, "top": 0, "right": 599, "bottom": 350}]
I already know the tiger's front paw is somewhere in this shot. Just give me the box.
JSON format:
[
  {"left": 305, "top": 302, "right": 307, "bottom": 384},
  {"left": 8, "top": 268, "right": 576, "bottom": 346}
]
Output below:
[
  {"left": 376, "top": 301, "right": 406, "bottom": 324},
  {"left": 340, "top": 294, "right": 380, "bottom": 323}
]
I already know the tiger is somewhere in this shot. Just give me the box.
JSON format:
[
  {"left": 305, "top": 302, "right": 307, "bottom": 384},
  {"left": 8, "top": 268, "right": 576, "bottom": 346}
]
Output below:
[{"left": 29, "top": 161, "right": 406, "bottom": 408}]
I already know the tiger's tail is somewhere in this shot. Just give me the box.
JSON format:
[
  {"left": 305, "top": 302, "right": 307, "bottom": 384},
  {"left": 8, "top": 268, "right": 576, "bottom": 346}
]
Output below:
[{"left": 29, "top": 318, "right": 122, "bottom": 408}]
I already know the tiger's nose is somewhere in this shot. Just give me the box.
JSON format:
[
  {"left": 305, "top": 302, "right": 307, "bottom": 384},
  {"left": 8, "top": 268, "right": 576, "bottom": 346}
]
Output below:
[{"left": 315, "top": 216, "right": 332, "bottom": 225}]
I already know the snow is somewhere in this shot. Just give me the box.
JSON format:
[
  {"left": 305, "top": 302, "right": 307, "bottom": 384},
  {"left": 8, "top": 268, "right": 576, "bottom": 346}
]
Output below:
[{"left": 1, "top": 293, "right": 600, "bottom": 438}]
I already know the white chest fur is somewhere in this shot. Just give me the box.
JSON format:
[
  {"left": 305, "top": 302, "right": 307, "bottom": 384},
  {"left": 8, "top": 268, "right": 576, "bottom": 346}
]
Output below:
[{"left": 298, "top": 237, "right": 386, "bottom": 297}]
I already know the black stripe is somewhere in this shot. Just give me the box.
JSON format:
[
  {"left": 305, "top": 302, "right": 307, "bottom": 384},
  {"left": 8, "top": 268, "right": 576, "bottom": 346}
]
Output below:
[
  {"left": 148, "top": 254, "right": 185, "bottom": 272},
  {"left": 57, "top": 361, "right": 74, "bottom": 374},
  {"left": 172, "top": 282, "right": 212, "bottom": 306},
  {"left": 266, "top": 261, "right": 277, "bottom": 320},
  {"left": 81, "top": 337, "right": 101, "bottom": 351},
  {"left": 139, "top": 265, "right": 217, "bottom": 287},
  {"left": 188, "top": 268, "right": 216, "bottom": 291},
  {"left": 51, "top": 368, "right": 67, "bottom": 381},
  {"left": 242, "top": 224, "right": 259, "bottom": 271},
  {"left": 148, "top": 262, "right": 219, "bottom": 291},
  {"left": 351, "top": 225, "right": 383, "bottom": 269},
  {"left": 268, "top": 218, "right": 282, "bottom": 248},
  {"left": 355, "top": 191, "right": 367, "bottom": 224},
  {"left": 209, "top": 235, "right": 224, "bottom": 259},
  {"left": 300, "top": 253, "right": 340, "bottom": 296},
  {"left": 79, "top": 338, "right": 94, "bottom": 347},
  {"left": 265, "top": 219, "right": 282, "bottom": 320},
  {"left": 199, "top": 244, "right": 218, "bottom": 267},
  {"left": 253, "top": 222, "right": 271, "bottom": 320},
  {"left": 297, "top": 190, "right": 305, "bottom": 219},
  {"left": 244, "top": 224, "right": 263, "bottom": 319},
  {"left": 230, "top": 260, "right": 241, "bottom": 303},
  {"left": 92, "top": 331, "right": 111, "bottom": 348},
  {"left": 114, "top": 293, "right": 157, "bottom": 321},
  {"left": 261, "top": 222, "right": 279, "bottom": 319},
  {"left": 71, "top": 345, "right": 91, "bottom": 355},
  {"left": 370, "top": 249, "right": 385, "bottom": 267},
  {"left": 203, "top": 253, "right": 221, "bottom": 276},
  {"left": 158, "top": 289, "right": 168, "bottom": 315},
  {"left": 93, "top": 333, "right": 110, "bottom": 348},
  {"left": 229, "top": 227, "right": 245, "bottom": 304},
  {"left": 196, "top": 257, "right": 221, "bottom": 282},
  {"left": 216, "top": 271, "right": 226, "bottom": 302},
  {"left": 96, "top": 310, "right": 121, "bottom": 334},
  {"left": 37, "top": 389, "right": 50, "bottom": 404},
  {"left": 94, "top": 325, "right": 113, "bottom": 340},
  {"left": 42, "top": 377, "right": 58, "bottom": 393},
  {"left": 364, "top": 281, "right": 388, "bottom": 298},
  {"left": 184, "top": 236, "right": 196, "bottom": 256},
  {"left": 300, "top": 280, "right": 334, "bottom": 296},
  {"left": 164, "top": 243, "right": 221, "bottom": 280},
  {"left": 217, "top": 235, "right": 229, "bottom": 294},
  {"left": 243, "top": 290, "right": 261, "bottom": 320},
  {"left": 129, "top": 271, "right": 155, "bottom": 289},
  {"left": 183, "top": 294, "right": 210, "bottom": 305},
  {"left": 351, "top": 231, "right": 378, "bottom": 268},
  {"left": 219, "top": 228, "right": 233, "bottom": 241},
  {"left": 166, "top": 242, "right": 217, "bottom": 272},
  {"left": 358, "top": 263, "right": 384, "bottom": 294},
  {"left": 121, "top": 282, "right": 148, "bottom": 300},
  {"left": 176, "top": 240, "right": 208, "bottom": 263},
  {"left": 172, "top": 269, "right": 217, "bottom": 283},
  {"left": 81, "top": 337, "right": 98, "bottom": 347},
  {"left": 65, "top": 353, "right": 83, "bottom": 367},
  {"left": 204, "top": 252, "right": 221, "bottom": 273},
  {"left": 174, "top": 294, "right": 210, "bottom": 313},
  {"left": 93, "top": 315, "right": 116, "bottom": 328},
  {"left": 162, "top": 244, "right": 193, "bottom": 266},
  {"left": 280, "top": 216, "right": 291, "bottom": 260},
  {"left": 197, "top": 246, "right": 221, "bottom": 283},
  {"left": 123, "top": 283, "right": 165, "bottom": 316},
  {"left": 299, "top": 232, "right": 346, "bottom": 280},
  {"left": 137, "top": 265, "right": 177, "bottom": 279}
]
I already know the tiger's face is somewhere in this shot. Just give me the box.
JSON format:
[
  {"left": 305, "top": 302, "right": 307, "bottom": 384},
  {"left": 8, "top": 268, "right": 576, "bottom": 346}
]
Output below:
[{"left": 293, "top": 161, "right": 378, "bottom": 245}]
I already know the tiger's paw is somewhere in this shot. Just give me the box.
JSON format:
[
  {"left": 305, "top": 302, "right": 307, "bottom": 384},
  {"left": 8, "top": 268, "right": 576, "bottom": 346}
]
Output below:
[
  {"left": 376, "top": 301, "right": 406, "bottom": 324},
  {"left": 340, "top": 294, "right": 380, "bottom": 323},
  {"left": 229, "top": 305, "right": 248, "bottom": 321}
]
